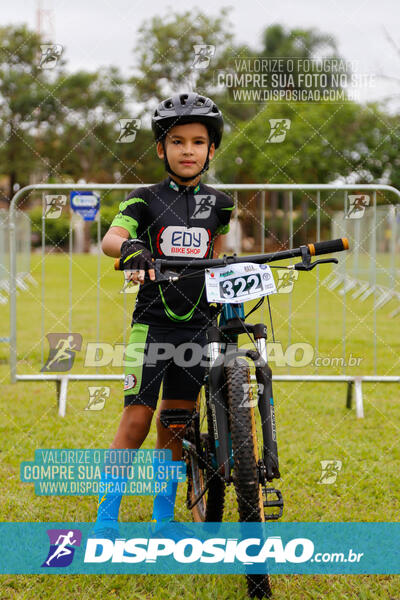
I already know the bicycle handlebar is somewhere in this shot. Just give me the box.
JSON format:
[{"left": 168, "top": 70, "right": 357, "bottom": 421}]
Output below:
[{"left": 114, "top": 237, "right": 349, "bottom": 271}]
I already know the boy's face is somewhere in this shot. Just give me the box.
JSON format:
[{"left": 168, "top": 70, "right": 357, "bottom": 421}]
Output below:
[{"left": 156, "top": 122, "right": 215, "bottom": 183}]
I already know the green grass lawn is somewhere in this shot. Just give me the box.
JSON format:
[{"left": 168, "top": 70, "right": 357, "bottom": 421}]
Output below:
[{"left": 1, "top": 253, "right": 399, "bottom": 599}]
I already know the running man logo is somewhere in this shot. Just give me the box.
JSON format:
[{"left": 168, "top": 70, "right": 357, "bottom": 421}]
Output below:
[
  {"left": 346, "top": 195, "right": 370, "bottom": 219},
  {"left": 318, "top": 460, "right": 342, "bottom": 484},
  {"left": 120, "top": 269, "right": 139, "bottom": 293},
  {"left": 276, "top": 269, "right": 299, "bottom": 293},
  {"left": 42, "top": 529, "right": 82, "bottom": 568},
  {"left": 191, "top": 195, "right": 216, "bottom": 219},
  {"left": 191, "top": 45, "right": 215, "bottom": 69},
  {"left": 117, "top": 119, "right": 141, "bottom": 143},
  {"left": 44, "top": 195, "right": 67, "bottom": 219},
  {"left": 266, "top": 119, "right": 291, "bottom": 143},
  {"left": 38, "top": 44, "right": 63, "bottom": 69},
  {"left": 85, "top": 386, "right": 110, "bottom": 411},
  {"left": 41, "top": 333, "right": 82, "bottom": 372},
  {"left": 239, "top": 383, "right": 264, "bottom": 408}
]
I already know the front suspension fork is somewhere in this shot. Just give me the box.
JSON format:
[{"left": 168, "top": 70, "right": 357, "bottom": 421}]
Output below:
[
  {"left": 208, "top": 338, "right": 232, "bottom": 484},
  {"left": 253, "top": 334, "right": 280, "bottom": 481},
  {"left": 253, "top": 329, "right": 284, "bottom": 520}
]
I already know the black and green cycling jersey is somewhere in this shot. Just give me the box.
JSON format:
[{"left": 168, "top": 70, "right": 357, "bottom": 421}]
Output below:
[{"left": 111, "top": 176, "right": 234, "bottom": 327}]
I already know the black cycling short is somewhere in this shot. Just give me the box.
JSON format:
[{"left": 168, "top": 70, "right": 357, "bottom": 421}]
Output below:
[{"left": 123, "top": 322, "right": 208, "bottom": 409}]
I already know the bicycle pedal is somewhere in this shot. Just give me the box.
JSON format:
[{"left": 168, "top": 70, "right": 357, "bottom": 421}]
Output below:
[{"left": 263, "top": 487, "right": 283, "bottom": 520}]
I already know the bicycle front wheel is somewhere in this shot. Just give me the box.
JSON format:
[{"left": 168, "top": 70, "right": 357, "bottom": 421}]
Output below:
[{"left": 226, "top": 358, "right": 272, "bottom": 599}]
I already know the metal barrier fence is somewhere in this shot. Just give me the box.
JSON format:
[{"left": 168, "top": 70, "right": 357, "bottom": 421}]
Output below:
[
  {"left": 1, "top": 208, "right": 33, "bottom": 343},
  {"left": 8, "top": 183, "right": 400, "bottom": 418},
  {"left": 1, "top": 208, "right": 32, "bottom": 297},
  {"left": 330, "top": 205, "right": 400, "bottom": 318}
]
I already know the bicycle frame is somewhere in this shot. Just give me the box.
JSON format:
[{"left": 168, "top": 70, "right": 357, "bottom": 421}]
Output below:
[{"left": 185, "top": 302, "right": 283, "bottom": 518}]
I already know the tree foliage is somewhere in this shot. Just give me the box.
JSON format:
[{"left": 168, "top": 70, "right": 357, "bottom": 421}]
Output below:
[{"left": 0, "top": 15, "right": 398, "bottom": 222}]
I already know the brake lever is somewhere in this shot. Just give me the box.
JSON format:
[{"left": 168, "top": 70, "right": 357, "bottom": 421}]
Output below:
[{"left": 294, "top": 257, "right": 338, "bottom": 271}]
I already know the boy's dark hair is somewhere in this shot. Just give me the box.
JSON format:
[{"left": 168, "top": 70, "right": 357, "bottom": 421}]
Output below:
[{"left": 152, "top": 92, "right": 224, "bottom": 181}]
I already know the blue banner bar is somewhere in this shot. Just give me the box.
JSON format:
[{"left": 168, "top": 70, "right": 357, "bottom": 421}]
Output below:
[{"left": 0, "top": 522, "right": 399, "bottom": 574}]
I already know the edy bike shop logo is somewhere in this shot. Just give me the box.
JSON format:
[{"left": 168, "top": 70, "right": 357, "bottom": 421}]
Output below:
[{"left": 42, "top": 529, "right": 82, "bottom": 568}]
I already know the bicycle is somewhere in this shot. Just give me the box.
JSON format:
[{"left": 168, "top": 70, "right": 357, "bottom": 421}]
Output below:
[{"left": 115, "top": 237, "right": 349, "bottom": 599}]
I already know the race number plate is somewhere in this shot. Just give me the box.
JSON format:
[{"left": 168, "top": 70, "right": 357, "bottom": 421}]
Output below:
[{"left": 205, "top": 263, "right": 277, "bottom": 304}]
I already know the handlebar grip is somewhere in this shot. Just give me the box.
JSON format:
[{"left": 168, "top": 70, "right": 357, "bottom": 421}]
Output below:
[
  {"left": 308, "top": 238, "right": 349, "bottom": 257},
  {"left": 114, "top": 258, "right": 156, "bottom": 271}
]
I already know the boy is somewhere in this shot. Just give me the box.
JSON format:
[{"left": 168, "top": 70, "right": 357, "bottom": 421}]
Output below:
[{"left": 94, "top": 92, "right": 234, "bottom": 536}]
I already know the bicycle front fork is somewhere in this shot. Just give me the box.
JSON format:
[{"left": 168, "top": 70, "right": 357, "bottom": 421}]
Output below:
[
  {"left": 207, "top": 314, "right": 284, "bottom": 520},
  {"left": 252, "top": 333, "right": 284, "bottom": 520}
]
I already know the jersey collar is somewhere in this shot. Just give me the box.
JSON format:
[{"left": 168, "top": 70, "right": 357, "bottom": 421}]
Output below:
[{"left": 166, "top": 176, "right": 201, "bottom": 194}]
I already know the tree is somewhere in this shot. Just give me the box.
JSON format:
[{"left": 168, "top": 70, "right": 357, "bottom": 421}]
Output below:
[
  {"left": 0, "top": 27, "right": 128, "bottom": 202},
  {"left": 213, "top": 100, "right": 389, "bottom": 246},
  {"left": 0, "top": 25, "right": 65, "bottom": 200},
  {"left": 262, "top": 24, "right": 338, "bottom": 59},
  {"left": 43, "top": 66, "right": 127, "bottom": 183},
  {"left": 129, "top": 8, "right": 235, "bottom": 106}
]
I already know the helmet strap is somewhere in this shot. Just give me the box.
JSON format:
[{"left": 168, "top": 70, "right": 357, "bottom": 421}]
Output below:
[{"left": 161, "top": 139, "right": 212, "bottom": 183}]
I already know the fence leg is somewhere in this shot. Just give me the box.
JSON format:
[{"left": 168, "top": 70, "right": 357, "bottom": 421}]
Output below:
[
  {"left": 354, "top": 378, "right": 364, "bottom": 418},
  {"left": 346, "top": 381, "right": 353, "bottom": 409},
  {"left": 57, "top": 376, "right": 68, "bottom": 417}
]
